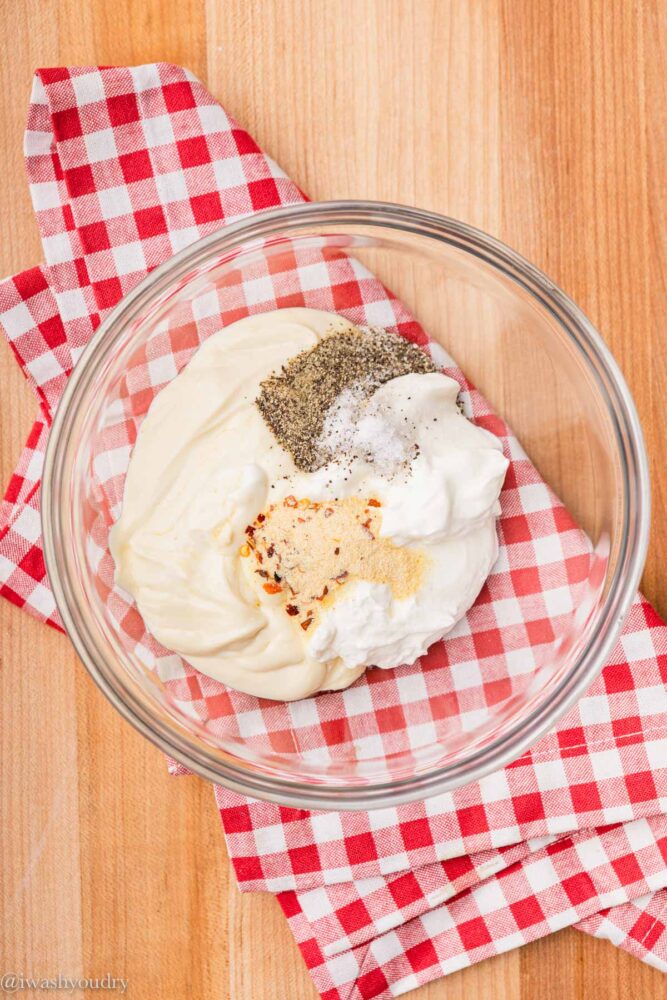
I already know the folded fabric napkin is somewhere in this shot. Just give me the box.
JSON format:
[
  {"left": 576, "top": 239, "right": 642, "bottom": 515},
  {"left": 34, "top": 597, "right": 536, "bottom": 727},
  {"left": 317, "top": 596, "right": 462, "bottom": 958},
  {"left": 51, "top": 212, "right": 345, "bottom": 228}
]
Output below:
[{"left": 1, "top": 65, "right": 666, "bottom": 998}]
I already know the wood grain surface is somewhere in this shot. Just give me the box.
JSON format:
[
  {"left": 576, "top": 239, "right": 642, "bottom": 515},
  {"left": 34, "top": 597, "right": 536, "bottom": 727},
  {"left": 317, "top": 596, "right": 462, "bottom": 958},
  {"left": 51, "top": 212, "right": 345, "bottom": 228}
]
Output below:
[{"left": 1, "top": 2, "right": 666, "bottom": 998}]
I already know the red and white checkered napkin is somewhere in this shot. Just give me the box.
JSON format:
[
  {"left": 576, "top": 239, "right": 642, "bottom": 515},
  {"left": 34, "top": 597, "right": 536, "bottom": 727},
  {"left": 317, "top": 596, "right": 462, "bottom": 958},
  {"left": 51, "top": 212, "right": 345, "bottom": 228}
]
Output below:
[
  {"left": 0, "top": 65, "right": 665, "bottom": 998},
  {"left": 214, "top": 594, "right": 667, "bottom": 994}
]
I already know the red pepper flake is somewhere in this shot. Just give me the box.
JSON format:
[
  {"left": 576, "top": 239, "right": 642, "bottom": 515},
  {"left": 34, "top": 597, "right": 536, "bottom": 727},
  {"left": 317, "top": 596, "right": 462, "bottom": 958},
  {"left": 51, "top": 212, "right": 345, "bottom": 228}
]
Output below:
[
  {"left": 257, "top": 512, "right": 266, "bottom": 523},
  {"left": 368, "top": 498, "right": 381, "bottom": 507},
  {"left": 267, "top": 544, "right": 275, "bottom": 558},
  {"left": 316, "top": 585, "right": 329, "bottom": 601},
  {"left": 334, "top": 547, "right": 340, "bottom": 555},
  {"left": 263, "top": 582, "right": 282, "bottom": 595},
  {"left": 285, "top": 604, "right": 299, "bottom": 616},
  {"left": 300, "top": 617, "right": 314, "bottom": 630},
  {"left": 324, "top": 508, "right": 334, "bottom": 517},
  {"left": 285, "top": 495, "right": 298, "bottom": 508},
  {"left": 245, "top": 524, "right": 255, "bottom": 536}
]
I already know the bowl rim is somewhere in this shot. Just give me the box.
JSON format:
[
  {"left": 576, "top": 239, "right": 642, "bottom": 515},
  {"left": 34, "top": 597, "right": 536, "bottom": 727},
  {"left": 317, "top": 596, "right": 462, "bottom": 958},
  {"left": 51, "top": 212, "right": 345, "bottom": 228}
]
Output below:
[{"left": 41, "top": 199, "right": 651, "bottom": 810}]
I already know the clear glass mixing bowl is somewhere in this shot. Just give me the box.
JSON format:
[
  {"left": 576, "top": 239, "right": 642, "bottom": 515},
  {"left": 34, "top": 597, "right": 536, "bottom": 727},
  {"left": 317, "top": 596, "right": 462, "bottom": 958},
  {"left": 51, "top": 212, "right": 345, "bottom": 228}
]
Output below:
[{"left": 42, "top": 202, "right": 650, "bottom": 809}]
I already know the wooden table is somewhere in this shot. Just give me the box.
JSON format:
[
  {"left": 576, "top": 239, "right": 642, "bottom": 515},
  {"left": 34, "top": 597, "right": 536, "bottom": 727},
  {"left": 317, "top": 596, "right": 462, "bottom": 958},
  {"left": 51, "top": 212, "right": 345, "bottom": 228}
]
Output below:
[{"left": 1, "top": 2, "right": 666, "bottom": 998}]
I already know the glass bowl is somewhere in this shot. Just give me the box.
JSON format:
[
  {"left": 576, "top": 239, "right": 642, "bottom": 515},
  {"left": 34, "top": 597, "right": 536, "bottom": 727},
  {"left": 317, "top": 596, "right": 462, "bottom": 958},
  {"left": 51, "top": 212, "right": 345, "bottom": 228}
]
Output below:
[{"left": 42, "top": 201, "right": 650, "bottom": 810}]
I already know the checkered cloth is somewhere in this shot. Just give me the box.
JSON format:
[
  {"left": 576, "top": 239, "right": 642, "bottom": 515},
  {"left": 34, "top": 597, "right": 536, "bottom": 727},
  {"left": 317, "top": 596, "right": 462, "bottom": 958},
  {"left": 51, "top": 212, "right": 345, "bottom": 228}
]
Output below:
[{"left": 0, "top": 65, "right": 665, "bottom": 998}]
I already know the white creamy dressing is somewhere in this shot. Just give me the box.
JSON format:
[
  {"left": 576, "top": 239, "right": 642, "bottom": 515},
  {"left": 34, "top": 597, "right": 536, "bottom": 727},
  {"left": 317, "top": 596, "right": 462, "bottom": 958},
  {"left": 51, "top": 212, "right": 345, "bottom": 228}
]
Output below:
[{"left": 110, "top": 308, "right": 508, "bottom": 700}]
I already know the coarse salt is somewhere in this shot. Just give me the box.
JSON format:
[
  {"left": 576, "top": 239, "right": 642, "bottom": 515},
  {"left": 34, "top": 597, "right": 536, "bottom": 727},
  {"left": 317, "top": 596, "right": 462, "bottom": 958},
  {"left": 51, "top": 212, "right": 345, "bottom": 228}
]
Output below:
[{"left": 317, "top": 380, "right": 417, "bottom": 476}]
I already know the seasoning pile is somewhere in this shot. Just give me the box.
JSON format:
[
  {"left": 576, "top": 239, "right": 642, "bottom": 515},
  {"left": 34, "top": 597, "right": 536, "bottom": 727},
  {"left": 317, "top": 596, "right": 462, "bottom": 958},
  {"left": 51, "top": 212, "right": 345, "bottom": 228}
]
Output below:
[
  {"left": 241, "top": 496, "right": 425, "bottom": 632},
  {"left": 256, "top": 325, "right": 436, "bottom": 472}
]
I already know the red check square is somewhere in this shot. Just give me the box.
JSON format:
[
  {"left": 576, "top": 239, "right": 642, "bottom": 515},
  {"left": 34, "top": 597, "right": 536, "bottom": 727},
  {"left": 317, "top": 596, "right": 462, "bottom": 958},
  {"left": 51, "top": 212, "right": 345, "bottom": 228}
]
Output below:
[
  {"left": 92, "top": 276, "right": 123, "bottom": 310},
  {"left": 400, "top": 818, "right": 435, "bottom": 850},
  {"left": 107, "top": 92, "right": 140, "bottom": 126},
  {"left": 625, "top": 771, "right": 658, "bottom": 803},
  {"left": 332, "top": 280, "right": 364, "bottom": 311},
  {"left": 338, "top": 899, "right": 371, "bottom": 934},
  {"left": 570, "top": 782, "right": 603, "bottom": 813},
  {"left": 345, "top": 832, "right": 378, "bottom": 863},
  {"left": 562, "top": 872, "right": 597, "bottom": 906},
  {"left": 458, "top": 916, "right": 493, "bottom": 950},
  {"left": 405, "top": 939, "right": 439, "bottom": 972},
  {"left": 79, "top": 220, "right": 111, "bottom": 252},
  {"left": 18, "top": 545, "right": 46, "bottom": 581},
  {"left": 356, "top": 968, "right": 389, "bottom": 1000},
  {"left": 38, "top": 315, "right": 67, "bottom": 349},
  {"left": 458, "top": 805, "right": 490, "bottom": 837},
  {"left": 190, "top": 191, "right": 224, "bottom": 225},
  {"left": 52, "top": 106, "right": 83, "bottom": 140},
  {"left": 219, "top": 804, "right": 254, "bottom": 833},
  {"left": 288, "top": 845, "right": 322, "bottom": 874},
  {"left": 134, "top": 205, "right": 168, "bottom": 239},
  {"left": 611, "top": 853, "right": 645, "bottom": 887},
  {"left": 248, "top": 177, "right": 281, "bottom": 210},
  {"left": 162, "top": 80, "right": 197, "bottom": 112},
  {"left": 64, "top": 164, "right": 96, "bottom": 196},
  {"left": 510, "top": 897, "right": 545, "bottom": 929},
  {"left": 177, "top": 135, "right": 211, "bottom": 168},
  {"left": 119, "top": 149, "right": 154, "bottom": 183},
  {"left": 513, "top": 793, "right": 545, "bottom": 823},
  {"left": 473, "top": 627, "right": 504, "bottom": 659}
]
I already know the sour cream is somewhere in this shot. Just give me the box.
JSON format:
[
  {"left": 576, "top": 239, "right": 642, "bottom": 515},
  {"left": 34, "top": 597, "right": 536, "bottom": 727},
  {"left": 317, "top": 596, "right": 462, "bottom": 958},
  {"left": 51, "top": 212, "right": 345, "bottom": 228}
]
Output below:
[{"left": 110, "top": 308, "right": 508, "bottom": 700}]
